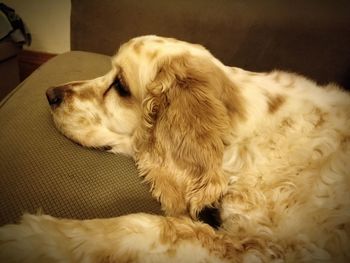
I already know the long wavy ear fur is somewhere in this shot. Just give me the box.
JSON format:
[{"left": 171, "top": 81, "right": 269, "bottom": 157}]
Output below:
[{"left": 135, "top": 54, "right": 243, "bottom": 218}]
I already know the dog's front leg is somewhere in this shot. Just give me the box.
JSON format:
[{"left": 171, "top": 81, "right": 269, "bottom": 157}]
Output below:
[{"left": 0, "top": 213, "right": 252, "bottom": 263}]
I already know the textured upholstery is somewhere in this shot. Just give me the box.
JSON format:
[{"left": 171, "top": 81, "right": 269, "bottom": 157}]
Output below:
[{"left": 0, "top": 52, "right": 161, "bottom": 225}]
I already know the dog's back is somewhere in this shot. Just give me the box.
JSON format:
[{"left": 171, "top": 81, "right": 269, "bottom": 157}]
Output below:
[{"left": 221, "top": 69, "right": 350, "bottom": 262}]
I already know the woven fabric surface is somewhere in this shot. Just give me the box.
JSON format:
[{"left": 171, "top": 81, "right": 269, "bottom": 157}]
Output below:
[{"left": 0, "top": 51, "right": 161, "bottom": 226}]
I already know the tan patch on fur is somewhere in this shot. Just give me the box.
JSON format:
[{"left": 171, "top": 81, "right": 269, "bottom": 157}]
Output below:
[
  {"left": 133, "top": 40, "right": 144, "bottom": 54},
  {"left": 314, "top": 107, "right": 328, "bottom": 128},
  {"left": 266, "top": 93, "right": 286, "bottom": 114},
  {"left": 76, "top": 89, "right": 97, "bottom": 101},
  {"left": 93, "top": 115, "right": 102, "bottom": 125},
  {"left": 77, "top": 117, "right": 90, "bottom": 126},
  {"left": 147, "top": 51, "right": 159, "bottom": 61},
  {"left": 280, "top": 117, "right": 294, "bottom": 128}
]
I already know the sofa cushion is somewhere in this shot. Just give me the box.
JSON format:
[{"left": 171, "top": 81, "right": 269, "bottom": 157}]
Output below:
[{"left": 0, "top": 51, "right": 161, "bottom": 225}]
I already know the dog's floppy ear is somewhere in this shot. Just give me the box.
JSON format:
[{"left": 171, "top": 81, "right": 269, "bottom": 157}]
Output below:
[{"left": 135, "top": 54, "right": 243, "bottom": 218}]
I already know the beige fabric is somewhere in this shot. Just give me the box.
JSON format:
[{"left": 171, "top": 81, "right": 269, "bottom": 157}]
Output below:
[{"left": 0, "top": 51, "right": 161, "bottom": 225}]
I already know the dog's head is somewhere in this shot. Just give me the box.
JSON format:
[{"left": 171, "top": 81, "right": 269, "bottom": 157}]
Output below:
[{"left": 46, "top": 36, "right": 245, "bottom": 218}]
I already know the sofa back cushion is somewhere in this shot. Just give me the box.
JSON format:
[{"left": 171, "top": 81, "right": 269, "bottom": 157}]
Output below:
[{"left": 71, "top": 0, "right": 350, "bottom": 88}]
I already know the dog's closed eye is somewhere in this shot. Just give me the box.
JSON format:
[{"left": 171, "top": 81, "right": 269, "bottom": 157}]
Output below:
[{"left": 111, "top": 77, "right": 131, "bottom": 97}]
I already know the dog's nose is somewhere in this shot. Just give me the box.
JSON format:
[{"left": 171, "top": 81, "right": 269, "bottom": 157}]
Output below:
[{"left": 46, "top": 87, "right": 65, "bottom": 107}]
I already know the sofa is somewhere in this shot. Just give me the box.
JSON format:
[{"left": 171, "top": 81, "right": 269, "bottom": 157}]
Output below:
[
  {"left": 0, "top": 37, "right": 21, "bottom": 101},
  {"left": 1, "top": 0, "right": 349, "bottom": 226}
]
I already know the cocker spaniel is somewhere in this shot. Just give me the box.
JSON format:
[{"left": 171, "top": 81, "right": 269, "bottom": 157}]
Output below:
[{"left": 1, "top": 36, "right": 349, "bottom": 263}]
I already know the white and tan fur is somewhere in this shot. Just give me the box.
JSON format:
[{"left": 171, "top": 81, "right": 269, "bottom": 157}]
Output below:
[{"left": 1, "top": 36, "right": 349, "bottom": 262}]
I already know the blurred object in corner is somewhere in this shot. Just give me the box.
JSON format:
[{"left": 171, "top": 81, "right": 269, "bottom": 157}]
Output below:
[
  {"left": 0, "top": 3, "right": 31, "bottom": 101},
  {"left": 0, "top": 3, "right": 31, "bottom": 45}
]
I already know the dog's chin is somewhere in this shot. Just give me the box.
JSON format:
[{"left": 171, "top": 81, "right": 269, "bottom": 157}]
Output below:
[
  {"left": 51, "top": 119, "right": 86, "bottom": 148},
  {"left": 60, "top": 132, "right": 112, "bottom": 152}
]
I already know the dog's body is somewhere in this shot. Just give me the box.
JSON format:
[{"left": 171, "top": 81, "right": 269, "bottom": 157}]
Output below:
[{"left": 1, "top": 36, "right": 349, "bottom": 262}]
